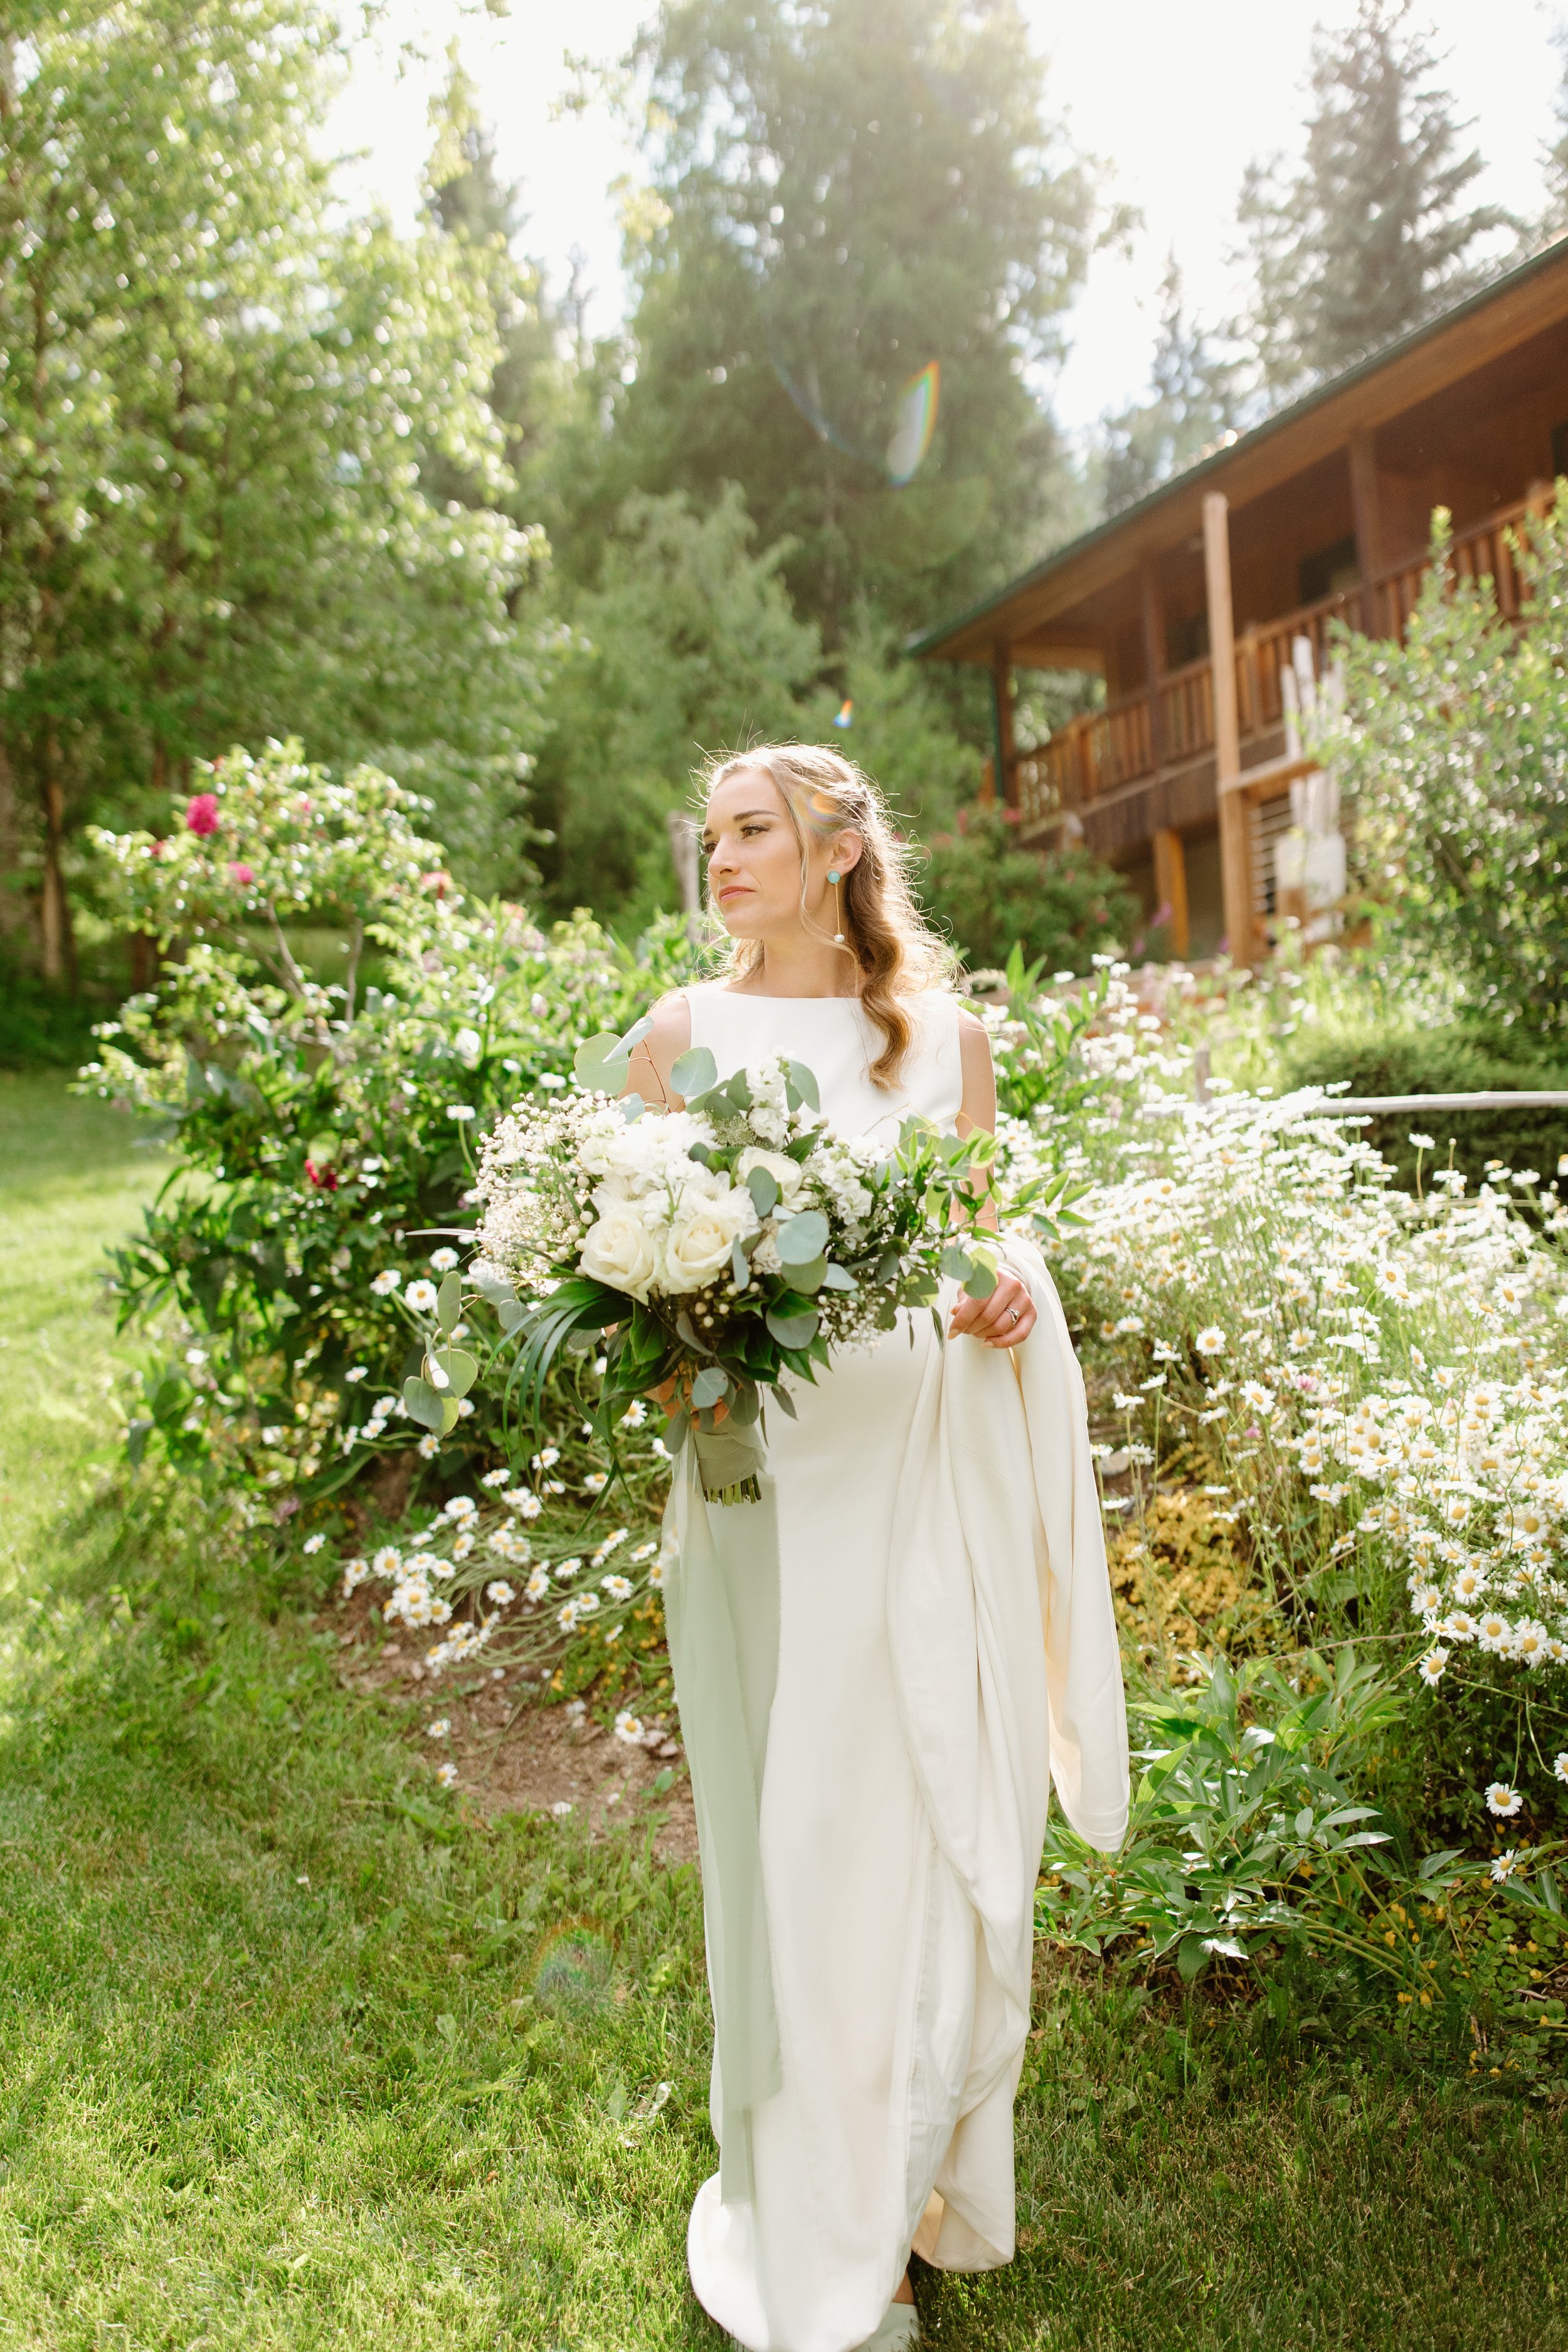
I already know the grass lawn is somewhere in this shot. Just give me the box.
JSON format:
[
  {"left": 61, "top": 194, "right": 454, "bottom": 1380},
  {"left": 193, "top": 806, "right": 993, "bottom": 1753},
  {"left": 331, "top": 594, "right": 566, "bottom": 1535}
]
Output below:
[{"left": 2, "top": 1076, "right": 1565, "bottom": 2351}]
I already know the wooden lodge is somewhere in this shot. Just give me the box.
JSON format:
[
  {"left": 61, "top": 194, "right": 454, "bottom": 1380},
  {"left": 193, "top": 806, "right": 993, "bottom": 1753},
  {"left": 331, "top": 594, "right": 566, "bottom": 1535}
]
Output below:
[{"left": 909, "top": 235, "right": 1568, "bottom": 966}]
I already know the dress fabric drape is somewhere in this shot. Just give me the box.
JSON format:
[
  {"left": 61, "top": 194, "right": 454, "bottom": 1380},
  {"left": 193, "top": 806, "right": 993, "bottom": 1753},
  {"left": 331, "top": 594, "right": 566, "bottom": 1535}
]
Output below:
[{"left": 668, "top": 987, "right": 1128, "bottom": 2352}]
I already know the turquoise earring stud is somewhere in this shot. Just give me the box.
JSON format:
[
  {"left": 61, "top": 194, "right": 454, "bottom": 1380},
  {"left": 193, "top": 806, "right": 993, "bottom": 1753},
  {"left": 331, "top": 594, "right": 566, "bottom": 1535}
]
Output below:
[{"left": 827, "top": 868, "right": 840, "bottom": 884}]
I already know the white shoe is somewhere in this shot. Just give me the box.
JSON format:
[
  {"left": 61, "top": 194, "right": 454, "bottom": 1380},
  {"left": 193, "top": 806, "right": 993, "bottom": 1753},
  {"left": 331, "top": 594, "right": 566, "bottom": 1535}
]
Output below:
[{"left": 856, "top": 2304, "right": 920, "bottom": 2350}]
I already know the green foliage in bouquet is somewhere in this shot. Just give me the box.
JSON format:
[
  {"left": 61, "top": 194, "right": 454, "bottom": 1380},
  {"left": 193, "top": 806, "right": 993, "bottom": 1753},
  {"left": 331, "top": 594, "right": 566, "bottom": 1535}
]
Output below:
[
  {"left": 75, "top": 742, "right": 706, "bottom": 1496},
  {"left": 466, "top": 1024, "right": 1005, "bottom": 1505}
]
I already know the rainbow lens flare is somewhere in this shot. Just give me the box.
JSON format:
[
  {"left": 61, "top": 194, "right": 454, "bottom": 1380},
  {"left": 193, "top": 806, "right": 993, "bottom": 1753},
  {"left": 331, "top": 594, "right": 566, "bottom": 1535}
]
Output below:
[
  {"left": 884, "top": 361, "right": 939, "bottom": 487},
  {"left": 832, "top": 699, "right": 853, "bottom": 730},
  {"left": 532, "top": 1922, "right": 613, "bottom": 2012}
]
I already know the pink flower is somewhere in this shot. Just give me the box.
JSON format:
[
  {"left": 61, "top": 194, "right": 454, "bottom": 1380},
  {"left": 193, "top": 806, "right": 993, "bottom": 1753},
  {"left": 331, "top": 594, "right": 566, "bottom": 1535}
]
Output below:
[
  {"left": 228, "top": 862, "right": 255, "bottom": 887},
  {"left": 304, "top": 1158, "right": 339, "bottom": 1192},
  {"left": 421, "top": 869, "right": 452, "bottom": 899},
  {"left": 185, "top": 793, "right": 220, "bottom": 836}
]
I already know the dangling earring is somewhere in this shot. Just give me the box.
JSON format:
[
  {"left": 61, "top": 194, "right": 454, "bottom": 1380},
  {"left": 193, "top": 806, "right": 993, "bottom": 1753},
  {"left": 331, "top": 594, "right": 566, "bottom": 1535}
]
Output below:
[{"left": 827, "top": 869, "right": 846, "bottom": 947}]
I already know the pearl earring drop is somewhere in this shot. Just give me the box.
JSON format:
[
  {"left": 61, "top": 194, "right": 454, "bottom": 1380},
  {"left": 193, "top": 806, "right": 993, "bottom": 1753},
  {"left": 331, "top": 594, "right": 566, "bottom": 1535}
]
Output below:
[{"left": 827, "top": 868, "right": 845, "bottom": 946}]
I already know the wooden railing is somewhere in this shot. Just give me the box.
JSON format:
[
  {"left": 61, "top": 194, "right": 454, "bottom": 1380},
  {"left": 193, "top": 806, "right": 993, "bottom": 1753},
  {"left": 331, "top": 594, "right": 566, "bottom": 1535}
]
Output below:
[{"left": 1012, "top": 492, "right": 1541, "bottom": 826}]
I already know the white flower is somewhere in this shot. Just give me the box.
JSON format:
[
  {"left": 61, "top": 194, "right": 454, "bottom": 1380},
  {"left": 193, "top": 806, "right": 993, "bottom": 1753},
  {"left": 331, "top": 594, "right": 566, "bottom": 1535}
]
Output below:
[
  {"left": 1512, "top": 1619, "right": 1550, "bottom": 1668},
  {"left": 579, "top": 1204, "right": 660, "bottom": 1300},
  {"left": 429, "top": 1246, "right": 460, "bottom": 1273},
  {"left": 1194, "top": 1326, "right": 1226, "bottom": 1355},
  {"left": 1476, "top": 1611, "right": 1512, "bottom": 1654},
  {"left": 554, "top": 1556, "right": 583, "bottom": 1583},
  {"left": 1490, "top": 1850, "right": 1520, "bottom": 1882},
  {"left": 581, "top": 1470, "right": 608, "bottom": 1495},
  {"left": 506, "top": 1490, "right": 543, "bottom": 1520},
  {"left": 524, "top": 1567, "right": 549, "bottom": 1601},
  {"left": 300, "top": 1532, "right": 325, "bottom": 1555},
  {"left": 453, "top": 1027, "right": 482, "bottom": 1067},
  {"left": 1417, "top": 1648, "right": 1448, "bottom": 1686},
  {"left": 1485, "top": 1781, "right": 1523, "bottom": 1817},
  {"left": 538, "top": 1070, "right": 567, "bottom": 1089},
  {"left": 621, "top": 1400, "right": 647, "bottom": 1428},
  {"left": 1554, "top": 1752, "right": 1568, "bottom": 1784},
  {"left": 435, "top": 1761, "right": 459, "bottom": 1788},
  {"left": 426, "top": 1718, "right": 450, "bottom": 1739},
  {"left": 1239, "top": 1380, "right": 1276, "bottom": 1413},
  {"left": 659, "top": 1189, "right": 758, "bottom": 1292},
  {"left": 601, "top": 1574, "right": 633, "bottom": 1601},
  {"left": 1408, "top": 1132, "right": 1436, "bottom": 1152},
  {"left": 446, "top": 1104, "right": 476, "bottom": 1121},
  {"left": 551, "top": 1800, "right": 573, "bottom": 1818},
  {"left": 614, "top": 1710, "right": 646, "bottom": 1745},
  {"left": 345, "top": 1365, "right": 368, "bottom": 1384},
  {"left": 417, "top": 1433, "right": 440, "bottom": 1459},
  {"left": 482, "top": 1467, "right": 511, "bottom": 1486},
  {"left": 260, "top": 1426, "right": 285, "bottom": 1446},
  {"left": 341, "top": 1557, "right": 369, "bottom": 1594},
  {"left": 371, "top": 1268, "right": 401, "bottom": 1296},
  {"left": 404, "top": 1278, "right": 439, "bottom": 1313},
  {"left": 371, "top": 1545, "right": 402, "bottom": 1579},
  {"left": 629, "top": 1540, "right": 658, "bottom": 1562},
  {"left": 1449, "top": 1564, "right": 1487, "bottom": 1603},
  {"left": 485, "top": 1581, "right": 516, "bottom": 1606}
]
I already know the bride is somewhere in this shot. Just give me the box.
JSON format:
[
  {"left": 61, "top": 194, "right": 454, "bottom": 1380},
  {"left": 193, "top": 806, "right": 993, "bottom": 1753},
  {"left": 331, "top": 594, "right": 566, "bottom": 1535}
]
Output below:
[{"left": 626, "top": 743, "right": 1128, "bottom": 2352}]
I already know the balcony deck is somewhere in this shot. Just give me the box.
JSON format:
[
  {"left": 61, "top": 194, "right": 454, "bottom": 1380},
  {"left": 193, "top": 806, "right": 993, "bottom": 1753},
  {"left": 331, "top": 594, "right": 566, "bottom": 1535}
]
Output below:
[{"left": 1010, "top": 493, "right": 1537, "bottom": 846}]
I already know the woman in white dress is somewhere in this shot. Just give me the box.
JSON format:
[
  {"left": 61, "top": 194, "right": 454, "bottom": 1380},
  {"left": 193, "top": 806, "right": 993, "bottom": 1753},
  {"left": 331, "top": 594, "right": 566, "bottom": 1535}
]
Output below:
[{"left": 627, "top": 744, "right": 1128, "bottom": 2352}]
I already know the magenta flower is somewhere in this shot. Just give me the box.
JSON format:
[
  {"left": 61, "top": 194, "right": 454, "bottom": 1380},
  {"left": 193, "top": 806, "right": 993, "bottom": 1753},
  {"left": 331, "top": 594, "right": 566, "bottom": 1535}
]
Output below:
[
  {"left": 185, "top": 793, "right": 220, "bottom": 836},
  {"left": 228, "top": 862, "right": 255, "bottom": 886}
]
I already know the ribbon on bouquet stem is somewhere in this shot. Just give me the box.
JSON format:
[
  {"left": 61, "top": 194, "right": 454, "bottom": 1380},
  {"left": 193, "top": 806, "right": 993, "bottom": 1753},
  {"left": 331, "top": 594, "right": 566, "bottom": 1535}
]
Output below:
[{"left": 661, "top": 1443, "right": 783, "bottom": 2204}]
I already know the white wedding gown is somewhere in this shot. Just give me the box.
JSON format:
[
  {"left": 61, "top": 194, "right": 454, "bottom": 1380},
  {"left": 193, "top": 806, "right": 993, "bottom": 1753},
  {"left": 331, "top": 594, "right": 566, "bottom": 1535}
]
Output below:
[{"left": 670, "top": 985, "right": 1128, "bottom": 2352}]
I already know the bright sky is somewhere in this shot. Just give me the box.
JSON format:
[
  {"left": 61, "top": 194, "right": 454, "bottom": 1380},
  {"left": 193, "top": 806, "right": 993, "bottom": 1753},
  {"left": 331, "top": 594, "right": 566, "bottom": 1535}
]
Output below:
[{"left": 328, "top": 0, "right": 1565, "bottom": 432}]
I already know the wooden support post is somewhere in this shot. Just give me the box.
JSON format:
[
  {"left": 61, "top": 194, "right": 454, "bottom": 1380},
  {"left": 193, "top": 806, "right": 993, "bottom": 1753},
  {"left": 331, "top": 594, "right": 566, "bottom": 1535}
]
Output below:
[
  {"left": 991, "top": 642, "right": 1017, "bottom": 808},
  {"left": 1348, "top": 429, "right": 1383, "bottom": 636},
  {"left": 1138, "top": 558, "right": 1164, "bottom": 772},
  {"left": 1204, "top": 490, "right": 1254, "bottom": 966},
  {"left": 1152, "top": 827, "right": 1189, "bottom": 960}
]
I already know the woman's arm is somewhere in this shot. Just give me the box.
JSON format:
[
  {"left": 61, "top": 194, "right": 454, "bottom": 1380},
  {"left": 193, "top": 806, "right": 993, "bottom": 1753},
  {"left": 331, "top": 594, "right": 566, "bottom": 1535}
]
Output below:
[
  {"left": 623, "top": 992, "right": 692, "bottom": 1110},
  {"left": 949, "top": 1007, "right": 1036, "bottom": 1350}
]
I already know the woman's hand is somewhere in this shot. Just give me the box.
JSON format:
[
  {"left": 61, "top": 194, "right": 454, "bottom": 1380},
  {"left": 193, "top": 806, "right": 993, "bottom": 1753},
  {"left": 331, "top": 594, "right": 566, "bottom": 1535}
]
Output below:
[{"left": 948, "top": 1267, "right": 1036, "bottom": 1349}]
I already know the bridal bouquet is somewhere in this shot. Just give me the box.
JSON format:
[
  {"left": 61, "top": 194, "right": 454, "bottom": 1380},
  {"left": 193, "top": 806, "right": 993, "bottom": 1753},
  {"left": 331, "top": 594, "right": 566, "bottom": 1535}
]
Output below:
[{"left": 462, "top": 1023, "right": 1001, "bottom": 1503}]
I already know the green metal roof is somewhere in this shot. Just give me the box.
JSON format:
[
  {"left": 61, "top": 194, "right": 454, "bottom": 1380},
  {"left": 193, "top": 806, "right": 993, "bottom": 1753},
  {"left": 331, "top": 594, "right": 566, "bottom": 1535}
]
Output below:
[{"left": 906, "top": 231, "right": 1568, "bottom": 662}]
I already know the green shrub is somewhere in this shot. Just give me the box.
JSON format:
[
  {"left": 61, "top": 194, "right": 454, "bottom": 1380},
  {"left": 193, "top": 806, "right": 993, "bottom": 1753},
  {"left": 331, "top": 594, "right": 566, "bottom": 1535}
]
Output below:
[
  {"left": 918, "top": 805, "right": 1137, "bottom": 974},
  {"left": 1274, "top": 1017, "right": 1568, "bottom": 1197}
]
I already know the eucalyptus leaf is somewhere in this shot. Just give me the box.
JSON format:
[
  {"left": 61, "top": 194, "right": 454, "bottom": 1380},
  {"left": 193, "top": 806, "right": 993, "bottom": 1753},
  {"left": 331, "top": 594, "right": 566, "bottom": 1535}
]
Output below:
[
  {"left": 730, "top": 1235, "right": 751, "bottom": 1291},
  {"left": 403, "top": 1375, "right": 445, "bottom": 1431},
  {"left": 469, "top": 1263, "right": 514, "bottom": 1308},
  {"left": 670, "top": 1044, "right": 718, "bottom": 1099},
  {"left": 777, "top": 1210, "right": 829, "bottom": 1265},
  {"left": 429, "top": 1346, "right": 478, "bottom": 1399},
  {"left": 691, "top": 1365, "right": 730, "bottom": 1408},
  {"left": 497, "top": 1298, "right": 527, "bottom": 1334},
  {"left": 437, "top": 1271, "right": 463, "bottom": 1332},
  {"left": 787, "top": 1255, "right": 827, "bottom": 1293},
  {"left": 766, "top": 1305, "right": 819, "bottom": 1349},
  {"left": 941, "top": 1244, "right": 975, "bottom": 1281},
  {"left": 572, "top": 1031, "right": 628, "bottom": 1090},
  {"left": 962, "top": 1260, "right": 998, "bottom": 1300},
  {"left": 820, "top": 1263, "right": 857, "bottom": 1291},
  {"left": 785, "top": 1059, "right": 820, "bottom": 1111},
  {"left": 746, "top": 1164, "right": 779, "bottom": 1217}
]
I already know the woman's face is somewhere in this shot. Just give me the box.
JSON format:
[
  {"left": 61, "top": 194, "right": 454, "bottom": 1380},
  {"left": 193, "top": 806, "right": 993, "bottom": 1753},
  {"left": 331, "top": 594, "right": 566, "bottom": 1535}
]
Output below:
[{"left": 701, "top": 767, "right": 857, "bottom": 941}]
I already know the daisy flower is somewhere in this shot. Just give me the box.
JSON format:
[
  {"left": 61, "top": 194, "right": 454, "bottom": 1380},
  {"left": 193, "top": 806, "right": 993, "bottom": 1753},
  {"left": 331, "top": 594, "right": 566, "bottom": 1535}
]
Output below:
[
  {"left": 429, "top": 1247, "right": 460, "bottom": 1272},
  {"left": 482, "top": 1467, "right": 512, "bottom": 1487},
  {"left": 426, "top": 1719, "right": 450, "bottom": 1739},
  {"left": 601, "top": 1574, "right": 633, "bottom": 1601},
  {"left": 1417, "top": 1648, "right": 1448, "bottom": 1686},
  {"left": 1485, "top": 1782, "right": 1523, "bottom": 1818},
  {"left": 615, "top": 1710, "right": 646, "bottom": 1745},
  {"left": 1554, "top": 1752, "right": 1568, "bottom": 1785},
  {"left": 1194, "top": 1326, "right": 1226, "bottom": 1355},
  {"left": 1476, "top": 1612, "right": 1512, "bottom": 1654},
  {"left": 302, "top": 1533, "right": 326, "bottom": 1555},
  {"left": 370, "top": 1268, "right": 401, "bottom": 1296},
  {"left": 371, "top": 1546, "right": 402, "bottom": 1579},
  {"left": 404, "top": 1278, "right": 439, "bottom": 1314},
  {"left": 485, "top": 1581, "right": 516, "bottom": 1606},
  {"left": 417, "top": 1434, "right": 440, "bottom": 1459},
  {"left": 1490, "top": 1850, "right": 1520, "bottom": 1883},
  {"left": 435, "top": 1761, "right": 459, "bottom": 1789},
  {"left": 524, "top": 1567, "right": 549, "bottom": 1601}
]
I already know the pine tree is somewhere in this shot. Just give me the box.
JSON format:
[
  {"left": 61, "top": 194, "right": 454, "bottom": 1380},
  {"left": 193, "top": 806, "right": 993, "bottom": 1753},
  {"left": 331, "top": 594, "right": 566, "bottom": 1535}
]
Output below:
[
  {"left": 1236, "top": 0, "right": 1513, "bottom": 406},
  {"left": 1098, "top": 258, "right": 1245, "bottom": 516}
]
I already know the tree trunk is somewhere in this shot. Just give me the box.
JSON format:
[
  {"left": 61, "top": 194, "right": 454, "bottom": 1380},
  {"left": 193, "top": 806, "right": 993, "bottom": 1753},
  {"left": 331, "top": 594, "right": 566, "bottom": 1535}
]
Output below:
[{"left": 38, "top": 729, "right": 76, "bottom": 991}]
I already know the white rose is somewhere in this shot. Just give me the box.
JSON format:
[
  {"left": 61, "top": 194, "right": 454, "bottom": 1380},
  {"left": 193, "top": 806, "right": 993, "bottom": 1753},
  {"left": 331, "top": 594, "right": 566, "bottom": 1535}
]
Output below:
[
  {"left": 580, "top": 1204, "right": 659, "bottom": 1299},
  {"left": 737, "top": 1147, "right": 806, "bottom": 1207},
  {"left": 659, "top": 1189, "right": 757, "bottom": 1292}
]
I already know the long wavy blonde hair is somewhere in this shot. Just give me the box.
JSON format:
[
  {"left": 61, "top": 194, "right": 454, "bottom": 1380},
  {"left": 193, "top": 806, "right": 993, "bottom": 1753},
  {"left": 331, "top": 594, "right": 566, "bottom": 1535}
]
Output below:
[{"left": 701, "top": 743, "right": 953, "bottom": 1087}]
